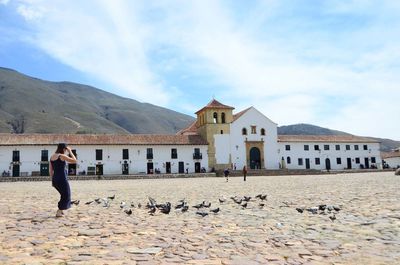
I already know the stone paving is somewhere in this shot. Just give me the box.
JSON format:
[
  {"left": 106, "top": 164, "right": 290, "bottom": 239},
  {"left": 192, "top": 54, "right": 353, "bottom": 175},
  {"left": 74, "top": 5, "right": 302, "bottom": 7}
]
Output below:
[{"left": 0, "top": 172, "right": 399, "bottom": 265}]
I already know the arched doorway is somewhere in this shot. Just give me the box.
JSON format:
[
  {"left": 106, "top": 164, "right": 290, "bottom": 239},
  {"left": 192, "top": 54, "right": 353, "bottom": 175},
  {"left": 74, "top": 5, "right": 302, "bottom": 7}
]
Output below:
[
  {"left": 325, "top": 158, "right": 331, "bottom": 171},
  {"left": 250, "top": 147, "right": 261, "bottom": 169}
]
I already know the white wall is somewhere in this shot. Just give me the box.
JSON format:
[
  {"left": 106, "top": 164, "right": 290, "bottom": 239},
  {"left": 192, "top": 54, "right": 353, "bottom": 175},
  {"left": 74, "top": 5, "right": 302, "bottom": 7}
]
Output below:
[
  {"left": 0, "top": 144, "right": 209, "bottom": 176},
  {"left": 279, "top": 142, "right": 381, "bottom": 170},
  {"left": 384, "top": 157, "right": 400, "bottom": 168},
  {"left": 229, "top": 107, "right": 280, "bottom": 169},
  {"left": 0, "top": 145, "right": 54, "bottom": 175},
  {"left": 214, "top": 134, "right": 231, "bottom": 164}
]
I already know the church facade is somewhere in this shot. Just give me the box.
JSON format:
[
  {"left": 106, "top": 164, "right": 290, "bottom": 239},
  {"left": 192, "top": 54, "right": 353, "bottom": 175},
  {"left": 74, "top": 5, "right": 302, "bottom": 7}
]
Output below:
[{"left": 0, "top": 99, "right": 381, "bottom": 177}]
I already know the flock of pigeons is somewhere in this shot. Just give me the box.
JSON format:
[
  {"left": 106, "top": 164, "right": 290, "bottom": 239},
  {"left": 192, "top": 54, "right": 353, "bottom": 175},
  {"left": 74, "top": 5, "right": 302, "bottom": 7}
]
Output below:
[
  {"left": 295, "top": 204, "right": 341, "bottom": 221},
  {"left": 70, "top": 194, "right": 340, "bottom": 221},
  {"left": 74, "top": 193, "right": 268, "bottom": 218}
]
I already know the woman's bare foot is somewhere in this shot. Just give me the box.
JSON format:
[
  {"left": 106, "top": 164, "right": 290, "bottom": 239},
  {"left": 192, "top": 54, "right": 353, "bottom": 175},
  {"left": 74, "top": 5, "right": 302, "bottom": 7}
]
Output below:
[{"left": 56, "top": 209, "right": 63, "bottom": 217}]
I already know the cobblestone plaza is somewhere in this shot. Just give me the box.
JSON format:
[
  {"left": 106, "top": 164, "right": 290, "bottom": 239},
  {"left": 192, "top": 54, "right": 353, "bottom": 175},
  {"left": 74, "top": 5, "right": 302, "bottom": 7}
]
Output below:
[{"left": 0, "top": 172, "right": 399, "bottom": 264}]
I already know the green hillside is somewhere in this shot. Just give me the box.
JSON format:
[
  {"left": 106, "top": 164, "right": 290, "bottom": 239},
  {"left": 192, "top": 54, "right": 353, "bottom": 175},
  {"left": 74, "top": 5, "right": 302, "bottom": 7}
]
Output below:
[{"left": 0, "top": 67, "right": 194, "bottom": 134}]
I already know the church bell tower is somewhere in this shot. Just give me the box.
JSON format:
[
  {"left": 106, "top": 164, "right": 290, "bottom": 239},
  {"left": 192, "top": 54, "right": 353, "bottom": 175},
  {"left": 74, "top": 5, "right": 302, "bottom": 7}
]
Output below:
[{"left": 195, "top": 99, "right": 234, "bottom": 170}]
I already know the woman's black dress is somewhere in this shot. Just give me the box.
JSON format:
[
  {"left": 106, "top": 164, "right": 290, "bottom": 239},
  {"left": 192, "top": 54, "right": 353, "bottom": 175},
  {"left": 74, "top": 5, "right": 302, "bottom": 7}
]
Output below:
[{"left": 51, "top": 155, "right": 71, "bottom": 210}]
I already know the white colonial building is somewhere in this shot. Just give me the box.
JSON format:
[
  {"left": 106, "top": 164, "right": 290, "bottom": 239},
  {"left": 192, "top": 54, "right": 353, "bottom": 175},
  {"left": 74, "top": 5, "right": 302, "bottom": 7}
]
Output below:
[
  {"left": 0, "top": 134, "right": 208, "bottom": 177},
  {"left": 178, "top": 99, "right": 381, "bottom": 171},
  {"left": 0, "top": 99, "right": 382, "bottom": 177},
  {"left": 381, "top": 149, "right": 400, "bottom": 168},
  {"left": 278, "top": 135, "right": 381, "bottom": 170}
]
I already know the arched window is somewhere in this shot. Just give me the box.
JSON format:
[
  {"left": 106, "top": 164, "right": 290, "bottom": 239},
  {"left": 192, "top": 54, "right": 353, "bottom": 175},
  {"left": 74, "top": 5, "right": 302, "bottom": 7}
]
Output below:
[
  {"left": 242, "top": 127, "right": 247, "bottom": 135},
  {"left": 261, "top": 128, "right": 265, "bottom": 135},
  {"left": 213, "top": 112, "right": 218, "bottom": 123},
  {"left": 287, "top": 156, "right": 291, "bottom": 164},
  {"left": 221, "top": 112, "right": 226, "bottom": 124}
]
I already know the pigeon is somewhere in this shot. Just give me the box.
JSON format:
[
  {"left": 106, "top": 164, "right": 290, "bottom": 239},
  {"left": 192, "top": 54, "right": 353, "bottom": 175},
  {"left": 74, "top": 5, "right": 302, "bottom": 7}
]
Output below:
[
  {"left": 175, "top": 200, "right": 186, "bottom": 209},
  {"left": 259, "top": 203, "right": 265, "bottom": 208},
  {"left": 256, "top": 194, "right": 267, "bottom": 200},
  {"left": 130, "top": 202, "right": 135, "bottom": 208},
  {"left": 196, "top": 211, "right": 208, "bottom": 217},
  {"left": 159, "top": 202, "right": 171, "bottom": 214},
  {"left": 95, "top": 198, "right": 102, "bottom": 204},
  {"left": 318, "top": 204, "right": 327, "bottom": 211},
  {"left": 306, "top": 207, "right": 318, "bottom": 214},
  {"left": 181, "top": 205, "right": 189, "bottom": 212},
  {"left": 241, "top": 202, "right": 248, "bottom": 208},
  {"left": 329, "top": 214, "right": 336, "bottom": 222},
  {"left": 148, "top": 206, "right": 156, "bottom": 215},
  {"left": 260, "top": 195, "right": 267, "bottom": 201},
  {"left": 160, "top": 207, "right": 171, "bottom": 214},
  {"left": 124, "top": 209, "right": 132, "bottom": 215},
  {"left": 148, "top": 197, "right": 157, "bottom": 207},
  {"left": 175, "top": 202, "right": 185, "bottom": 209},
  {"left": 234, "top": 199, "right": 243, "bottom": 205},
  {"left": 108, "top": 194, "right": 115, "bottom": 200},
  {"left": 210, "top": 208, "right": 220, "bottom": 214},
  {"left": 296, "top": 208, "right": 304, "bottom": 213},
  {"left": 120, "top": 201, "right": 126, "bottom": 209},
  {"left": 219, "top": 198, "right": 226, "bottom": 203},
  {"left": 193, "top": 203, "right": 203, "bottom": 209},
  {"left": 71, "top": 200, "right": 80, "bottom": 206},
  {"left": 202, "top": 201, "right": 211, "bottom": 208},
  {"left": 85, "top": 200, "right": 94, "bottom": 205},
  {"left": 137, "top": 203, "right": 142, "bottom": 209},
  {"left": 103, "top": 200, "right": 111, "bottom": 208},
  {"left": 333, "top": 206, "right": 341, "bottom": 212},
  {"left": 243, "top": 196, "right": 251, "bottom": 202}
]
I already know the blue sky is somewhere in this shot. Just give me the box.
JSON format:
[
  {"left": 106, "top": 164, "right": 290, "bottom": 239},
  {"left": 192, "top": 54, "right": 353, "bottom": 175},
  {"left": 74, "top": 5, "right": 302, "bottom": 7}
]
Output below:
[{"left": 1, "top": 0, "right": 399, "bottom": 140}]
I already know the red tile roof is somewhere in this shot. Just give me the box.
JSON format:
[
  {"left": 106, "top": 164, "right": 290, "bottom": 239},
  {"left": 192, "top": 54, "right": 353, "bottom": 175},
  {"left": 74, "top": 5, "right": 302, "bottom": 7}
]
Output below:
[
  {"left": 176, "top": 121, "right": 199, "bottom": 135},
  {"left": 195, "top": 99, "right": 234, "bottom": 114},
  {"left": 381, "top": 151, "right": 400, "bottom": 159},
  {"left": 233, "top": 107, "right": 251, "bottom": 121},
  {"left": 0, "top": 134, "right": 207, "bottom": 146},
  {"left": 278, "top": 135, "right": 380, "bottom": 143}
]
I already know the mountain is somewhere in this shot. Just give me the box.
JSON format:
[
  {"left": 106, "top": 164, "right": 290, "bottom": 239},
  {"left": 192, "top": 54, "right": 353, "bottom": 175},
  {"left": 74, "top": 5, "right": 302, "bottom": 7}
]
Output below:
[
  {"left": 0, "top": 67, "right": 194, "bottom": 134},
  {"left": 1, "top": 67, "right": 398, "bottom": 151},
  {"left": 278, "top": 123, "right": 351, "bottom": 136},
  {"left": 278, "top": 123, "right": 400, "bottom": 152}
]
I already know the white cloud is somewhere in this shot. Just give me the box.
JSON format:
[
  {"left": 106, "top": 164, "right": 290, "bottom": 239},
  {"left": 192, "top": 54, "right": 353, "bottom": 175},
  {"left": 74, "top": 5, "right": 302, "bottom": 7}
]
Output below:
[
  {"left": 10, "top": 0, "right": 400, "bottom": 139},
  {"left": 0, "top": 0, "right": 10, "bottom": 5},
  {"left": 325, "top": 96, "right": 400, "bottom": 138},
  {"left": 14, "top": 0, "right": 171, "bottom": 105},
  {"left": 17, "top": 4, "right": 44, "bottom": 20},
  {"left": 152, "top": 0, "right": 400, "bottom": 139}
]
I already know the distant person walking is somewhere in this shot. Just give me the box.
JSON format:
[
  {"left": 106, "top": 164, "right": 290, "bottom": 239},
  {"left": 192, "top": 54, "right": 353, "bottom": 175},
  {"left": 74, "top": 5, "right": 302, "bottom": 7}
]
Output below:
[
  {"left": 224, "top": 168, "right": 230, "bottom": 182},
  {"left": 243, "top": 165, "right": 247, "bottom": 181},
  {"left": 49, "top": 143, "right": 77, "bottom": 217}
]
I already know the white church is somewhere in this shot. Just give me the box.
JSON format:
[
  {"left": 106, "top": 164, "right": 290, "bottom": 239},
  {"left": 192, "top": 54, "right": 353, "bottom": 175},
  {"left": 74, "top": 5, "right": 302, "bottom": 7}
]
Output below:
[
  {"left": 0, "top": 99, "right": 381, "bottom": 177},
  {"left": 178, "top": 99, "right": 381, "bottom": 171}
]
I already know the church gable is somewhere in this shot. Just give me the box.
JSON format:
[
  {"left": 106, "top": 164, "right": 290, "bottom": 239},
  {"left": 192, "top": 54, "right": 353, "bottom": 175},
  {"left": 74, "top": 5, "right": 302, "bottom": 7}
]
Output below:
[{"left": 231, "top": 107, "right": 277, "bottom": 129}]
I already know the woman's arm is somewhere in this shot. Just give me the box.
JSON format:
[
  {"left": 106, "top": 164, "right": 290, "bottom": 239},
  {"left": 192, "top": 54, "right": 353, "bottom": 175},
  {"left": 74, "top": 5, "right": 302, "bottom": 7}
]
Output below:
[
  {"left": 49, "top": 161, "right": 54, "bottom": 177},
  {"left": 60, "top": 147, "right": 77, "bottom": 164}
]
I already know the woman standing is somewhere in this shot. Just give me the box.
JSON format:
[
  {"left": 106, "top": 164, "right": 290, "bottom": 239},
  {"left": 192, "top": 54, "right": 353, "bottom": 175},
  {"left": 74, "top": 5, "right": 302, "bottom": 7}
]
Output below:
[
  {"left": 49, "top": 143, "right": 77, "bottom": 217},
  {"left": 243, "top": 165, "right": 248, "bottom": 181}
]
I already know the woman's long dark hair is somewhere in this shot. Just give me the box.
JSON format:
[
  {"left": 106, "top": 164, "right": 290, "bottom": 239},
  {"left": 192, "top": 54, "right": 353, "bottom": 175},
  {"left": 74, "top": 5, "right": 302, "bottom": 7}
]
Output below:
[{"left": 55, "top": 143, "right": 67, "bottom": 154}]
